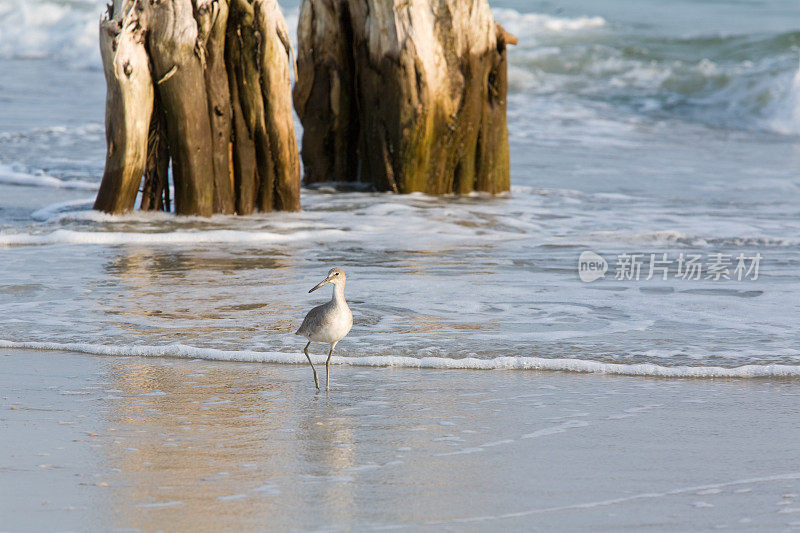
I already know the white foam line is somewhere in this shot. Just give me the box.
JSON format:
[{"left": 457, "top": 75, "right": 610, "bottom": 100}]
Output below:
[
  {"left": 424, "top": 472, "right": 800, "bottom": 525},
  {"left": 492, "top": 9, "right": 606, "bottom": 33},
  {"left": 521, "top": 420, "right": 589, "bottom": 439},
  {"left": 1, "top": 340, "right": 800, "bottom": 378},
  {"left": 0, "top": 164, "right": 98, "bottom": 191},
  {"left": 0, "top": 228, "right": 346, "bottom": 246},
  {"left": 31, "top": 198, "right": 95, "bottom": 221}
]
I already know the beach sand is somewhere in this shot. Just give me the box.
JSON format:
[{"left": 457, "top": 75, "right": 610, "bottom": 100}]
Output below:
[{"left": 2, "top": 348, "right": 799, "bottom": 531}]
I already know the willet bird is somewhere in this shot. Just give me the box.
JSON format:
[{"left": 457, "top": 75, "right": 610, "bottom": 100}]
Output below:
[{"left": 296, "top": 267, "right": 353, "bottom": 390}]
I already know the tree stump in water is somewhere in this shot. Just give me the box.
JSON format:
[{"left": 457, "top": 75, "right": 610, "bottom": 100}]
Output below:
[
  {"left": 293, "top": 0, "right": 517, "bottom": 194},
  {"left": 94, "top": 0, "right": 300, "bottom": 216}
]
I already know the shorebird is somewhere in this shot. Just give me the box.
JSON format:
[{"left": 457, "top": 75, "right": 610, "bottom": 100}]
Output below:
[{"left": 296, "top": 267, "right": 353, "bottom": 390}]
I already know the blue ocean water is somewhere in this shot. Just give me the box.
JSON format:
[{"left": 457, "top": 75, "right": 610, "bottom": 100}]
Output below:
[{"left": 0, "top": 0, "right": 799, "bottom": 373}]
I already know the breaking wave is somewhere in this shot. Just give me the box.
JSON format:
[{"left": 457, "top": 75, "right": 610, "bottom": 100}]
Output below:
[
  {"left": 0, "top": 0, "right": 104, "bottom": 68},
  {"left": 2, "top": 339, "right": 799, "bottom": 378},
  {"left": 0, "top": 163, "right": 98, "bottom": 190},
  {"left": 0, "top": 227, "right": 347, "bottom": 246},
  {"left": 2, "top": 1, "right": 797, "bottom": 135},
  {"left": 493, "top": 9, "right": 800, "bottom": 135}
]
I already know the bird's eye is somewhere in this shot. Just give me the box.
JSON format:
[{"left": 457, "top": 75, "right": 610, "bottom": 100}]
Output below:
[{"left": 334, "top": 272, "right": 339, "bottom": 276}]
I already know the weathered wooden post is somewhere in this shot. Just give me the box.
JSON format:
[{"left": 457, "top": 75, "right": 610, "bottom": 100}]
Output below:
[
  {"left": 94, "top": 2, "right": 153, "bottom": 213},
  {"left": 293, "top": 0, "right": 516, "bottom": 194},
  {"left": 94, "top": 0, "right": 300, "bottom": 215}
]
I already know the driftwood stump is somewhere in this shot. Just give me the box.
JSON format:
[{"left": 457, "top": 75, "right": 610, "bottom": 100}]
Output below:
[
  {"left": 94, "top": 0, "right": 300, "bottom": 215},
  {"left": 293, "top": 0, "right": 516, "bottom": 194}
]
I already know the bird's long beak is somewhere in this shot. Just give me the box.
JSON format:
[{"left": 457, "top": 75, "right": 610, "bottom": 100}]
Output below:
[{"left": 308, "top": 277, "right": 332, "bottom": 293}]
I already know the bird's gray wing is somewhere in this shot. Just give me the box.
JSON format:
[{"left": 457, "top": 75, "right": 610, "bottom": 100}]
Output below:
[{"left": 296, "top": 303, "right": 329, "bottom": 336}]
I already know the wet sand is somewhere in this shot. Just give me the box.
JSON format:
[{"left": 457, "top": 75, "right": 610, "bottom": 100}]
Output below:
[{"left": 2, "top": 348, "right": 799, "bottom": 531}]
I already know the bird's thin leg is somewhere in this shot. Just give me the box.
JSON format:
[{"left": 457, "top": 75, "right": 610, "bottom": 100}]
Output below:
[
  {"left": 304, "top": 342, "right": 319, "bottom": 390},
  {"left": 325, "top": 343, "right": 336, "bottom": 391}
]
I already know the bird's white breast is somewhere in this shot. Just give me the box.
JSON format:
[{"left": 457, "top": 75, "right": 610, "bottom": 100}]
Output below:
[{"left": 305, "top": 301, "right": 353, "bottom": 344}]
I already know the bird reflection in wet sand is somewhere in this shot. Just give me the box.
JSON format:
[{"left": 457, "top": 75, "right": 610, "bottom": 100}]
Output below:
[{"left": 296, "top": 268, "right": 353, "bottom": 391}]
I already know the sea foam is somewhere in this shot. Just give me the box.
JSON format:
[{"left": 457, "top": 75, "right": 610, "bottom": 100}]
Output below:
[
  {"left": 2, "top": 339, "right": 799, "bottom": 379},
  {"left": 0, "top": 164, "right": 98, "bottom": 190},
  {"left": 493, "top": 9, "right": 606, "bottom": 35},
  {"left": 0, "top": 228, "right": 346, "bottom": 246},
  {"left": 0, "top": 0, "right": 103, "bottom": 68}
]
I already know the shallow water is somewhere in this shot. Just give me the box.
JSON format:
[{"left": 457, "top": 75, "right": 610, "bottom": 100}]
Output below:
[
  {"left": 1, "top": 2, "right": 800, "bottom": 373},
  {"left": 3, "top": 349, "right": 800, "bottom": 531}
]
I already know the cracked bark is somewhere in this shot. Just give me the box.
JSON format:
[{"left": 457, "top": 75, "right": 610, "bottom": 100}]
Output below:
[
  {"left": 294, "top": 0, "right": 516, "bottom": 194},
  {"left": 95, "top": 0, "right": 300, "bottom": 215}
]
